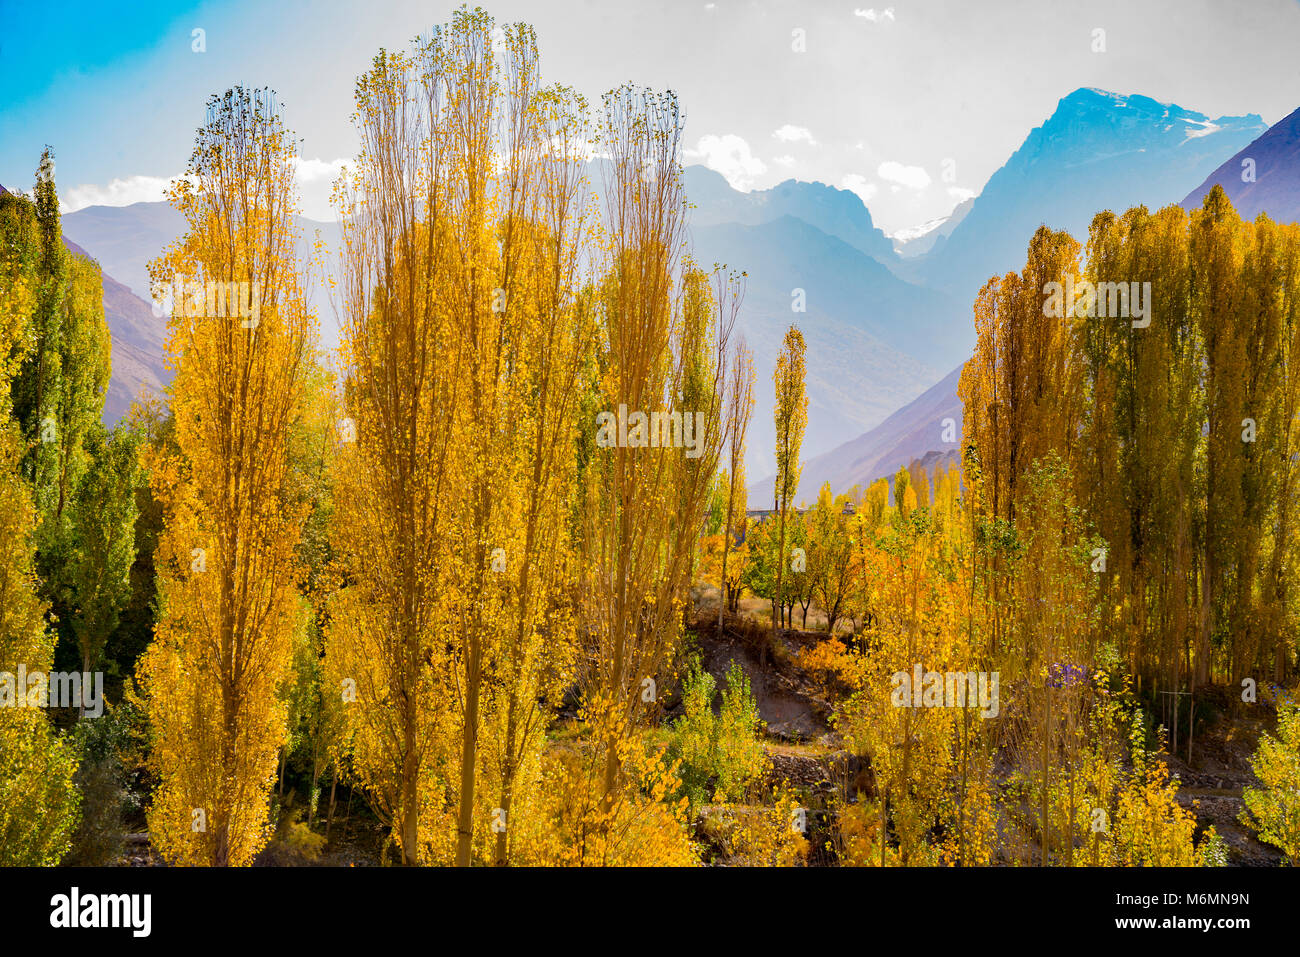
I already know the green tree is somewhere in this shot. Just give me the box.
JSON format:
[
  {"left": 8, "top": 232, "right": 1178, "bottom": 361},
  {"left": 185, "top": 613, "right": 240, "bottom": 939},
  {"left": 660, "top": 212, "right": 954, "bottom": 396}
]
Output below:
[
  {"left": 1241, "top": 698, "right": 1300, "bottom": 864},
  {"left": 0, "top": 400, "right": 80, "bottom": 865},
  {"left": 807, "top": 482, "right": 855, "bottom": 634},
  {"left": 68, "top": 425, "right": 140, "bottom": 679},
  {"left": 671, "top": 657, "right": 766, "bottom": 805}
]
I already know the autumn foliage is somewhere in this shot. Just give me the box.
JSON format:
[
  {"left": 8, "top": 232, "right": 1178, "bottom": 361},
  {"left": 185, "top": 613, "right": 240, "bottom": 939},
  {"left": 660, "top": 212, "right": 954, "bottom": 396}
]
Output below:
[{"left": 5, "top": 5, "right": 1300, "bottom": 872}]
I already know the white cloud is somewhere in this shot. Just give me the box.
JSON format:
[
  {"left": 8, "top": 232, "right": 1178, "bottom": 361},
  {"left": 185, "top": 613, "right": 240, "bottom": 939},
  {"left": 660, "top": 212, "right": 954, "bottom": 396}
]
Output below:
[
  {"left": 61, "top": 174, "right": 179, "bottom": 213},
  {"left": 877, "top": 160, "right": 931, "bottom": 190},
  {"left": 840, "top": 174, "right": 878, "bottom": 205},
  {"left": 947, "top": 186, "right": 977, "bottom": 202},
  {"left": 853, "top": 7, "right": 896, "bottom": 22},
  {"left": 292, "top": 156, "right": 348, "bottom": 184},
  {"left": 293, "top": 157, "right": 349, "bottom": 221},
  {"left": 773, "top": 154, "right": 797, "bottom": 168},
  {"left": 772, "top": 124, "right": 816, "bottom": 145},
  {"left": 685, "top": 134, "right": 767, "bottom": 191},
  {"left": 490, "top": 25, "right": 508, "bottom": 56},
  {"left": 62, "top": 158, "right": 350, "bottom": 221}
]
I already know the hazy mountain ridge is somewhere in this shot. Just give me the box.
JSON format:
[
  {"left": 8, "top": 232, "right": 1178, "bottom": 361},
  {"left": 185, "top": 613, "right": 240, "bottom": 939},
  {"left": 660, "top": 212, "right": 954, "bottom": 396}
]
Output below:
[
  {"left": 749, "top": 362, "right": 962, "bottom": 505},
  {"left": 58, "top": 231, "right": 170, "bottom": 424},
  {"left": 691, "top": 216, "right": 948, "bottom": 476},
  {"left": 684, "top": 165, "right": 899, "bottom": 265},
  {"left": 62, "top": 201, "right": 185, "bottom": 305},
  {"left": 46, "top": 87, "right": 1283, "bottom": 457},
  {"left": 1183, "top": 105, "right": 1300, "bottom": 223},
  {"left": 893, "top": 197, "right": 974, "bottom": 258},
  {"left": 914, "top": 88, "right": 1266, "bottom": 352},
  {"left": 754, "top": 90, "right": 1282, "bottom": 500},
  {"left": 96, "top": 268, "right": 169, "bottom": 423}
]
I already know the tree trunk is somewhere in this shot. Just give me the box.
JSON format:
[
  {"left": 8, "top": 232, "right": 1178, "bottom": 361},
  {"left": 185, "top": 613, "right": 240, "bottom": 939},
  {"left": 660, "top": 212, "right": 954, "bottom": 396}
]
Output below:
[
  {"left": 455, "top": 638, "right": 482, "bottom": 867},
  {"left": 494, "top": 701, "right": 519, "bottom": 867},
  {"left": 324, "top": 772, "right": 338, "bottom": 843},
  {"left": 400, "top": 665, "right": 420, "bottom": 865}
]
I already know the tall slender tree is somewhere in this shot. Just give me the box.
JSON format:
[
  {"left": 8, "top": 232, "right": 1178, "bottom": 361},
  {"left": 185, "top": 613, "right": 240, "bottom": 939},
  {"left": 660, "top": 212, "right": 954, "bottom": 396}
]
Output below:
[
  {"left": 580, "top": 83, "right": 733, "bottom": 837},
  {"left": 771, "top": 324, "right": 806, "bottom": 641},
  {"left": 140, "top": 87, "right": 314, "bottom": 866},
  {"left": 719, "top": 331, "right": 754, "bottom": 630}
]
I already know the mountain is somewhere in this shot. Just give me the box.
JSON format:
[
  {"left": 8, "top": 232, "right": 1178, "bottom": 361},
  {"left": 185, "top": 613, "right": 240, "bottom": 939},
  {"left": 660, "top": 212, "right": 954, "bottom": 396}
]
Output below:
[
  {"left": 684, "top": 166, "right": 898, "bottom": 265},
  {"left": 689, "top": 215, "right": 963, "bottom": 475},
  {"left": 893, "top": 197, "right": 974, "bottom": 259},
  {"left": 913, "top": 89, "right": 1266, "bottom": 350},
  {"left": 55, "top": 86, "right": 1267, "bottom": 445},
  {"left": 749, "top": 362, "right": 963, "bottom": 505},
  {"left": 97, "top": 272, "right": 169, "bottom": 423},
  {"left": 62, "top": 201, "right": 344, "bottom": 346},
  {"left": 678, "top": 165, "right": 971, "bottom": 480},
  {"left": 761, "top": 89, "right": 1263, "bottom": 504},
  {"left": 62, "top": 170, "right": 945, "bottom": 469},
  {"left": 59, "top": 234, "right": 169, "bottom": 424},
  {"left": 1182, "top": 105, "right": 1300, "bottom": 223},
  {"left": 61, "top": 201, "right": 185, "bottom": 304}
]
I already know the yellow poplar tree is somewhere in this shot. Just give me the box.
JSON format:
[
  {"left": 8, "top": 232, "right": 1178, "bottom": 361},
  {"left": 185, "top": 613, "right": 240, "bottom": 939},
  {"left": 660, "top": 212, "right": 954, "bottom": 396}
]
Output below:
[
  {"left": 576, "top": 83, "right": 733, "bottom": 861},
  {"left": 327, "top": 13, "right": 592, "bottom": 866},
  {"left": 771, "top": 325, "right": 807, "bottom": 636},
  {"left": 140, "top": 87, "right": 314, "bottom": 866},
  {"left": 718, "top": 324, "right": 754, "bottom": 628},
  {"left": 325, "top": 41, "right": 464, "bottom": 866}
]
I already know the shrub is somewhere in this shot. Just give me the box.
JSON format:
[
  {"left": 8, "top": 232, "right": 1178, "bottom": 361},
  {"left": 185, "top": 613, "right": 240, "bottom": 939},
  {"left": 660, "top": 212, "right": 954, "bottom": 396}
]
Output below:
[
  {"left": 1241, "top": 699, "right": 1300, "bottom": 864},
  {"left": 64, "top": 705, "right": 138, "bottom": 866},
  {"left": 670, "top": 657, "right": 767, "bottom": 805}
]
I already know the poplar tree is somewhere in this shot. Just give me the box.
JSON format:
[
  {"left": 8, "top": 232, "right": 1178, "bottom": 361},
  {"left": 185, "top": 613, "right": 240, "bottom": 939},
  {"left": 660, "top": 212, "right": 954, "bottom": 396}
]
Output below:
[
  {"left": 718, "top": 327, "right": 754, "bottom": 630},
  {"left": 326, "top": 41, "right": 464, "bottom": 867},
  {"left": 580, "top": 83, "right": 732, "bottom": 839},
  {"left": 327, "top": 13, "right": 593, "bottom": 866},
  {"left": 771, "top": 324, "right": 806, "bottom": 641},
  {"left": 0, "top": 240, "right": 80, "bottom": 865},
  {"left": 140, "top": 87, "right": 313, "bottom": 866}
]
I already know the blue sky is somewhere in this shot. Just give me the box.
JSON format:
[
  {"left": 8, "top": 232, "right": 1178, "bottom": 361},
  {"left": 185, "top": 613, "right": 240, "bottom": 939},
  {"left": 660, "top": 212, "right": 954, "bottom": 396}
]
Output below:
[{"left": 4, "top": 0, "right": 1300, "bottom": 232}]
